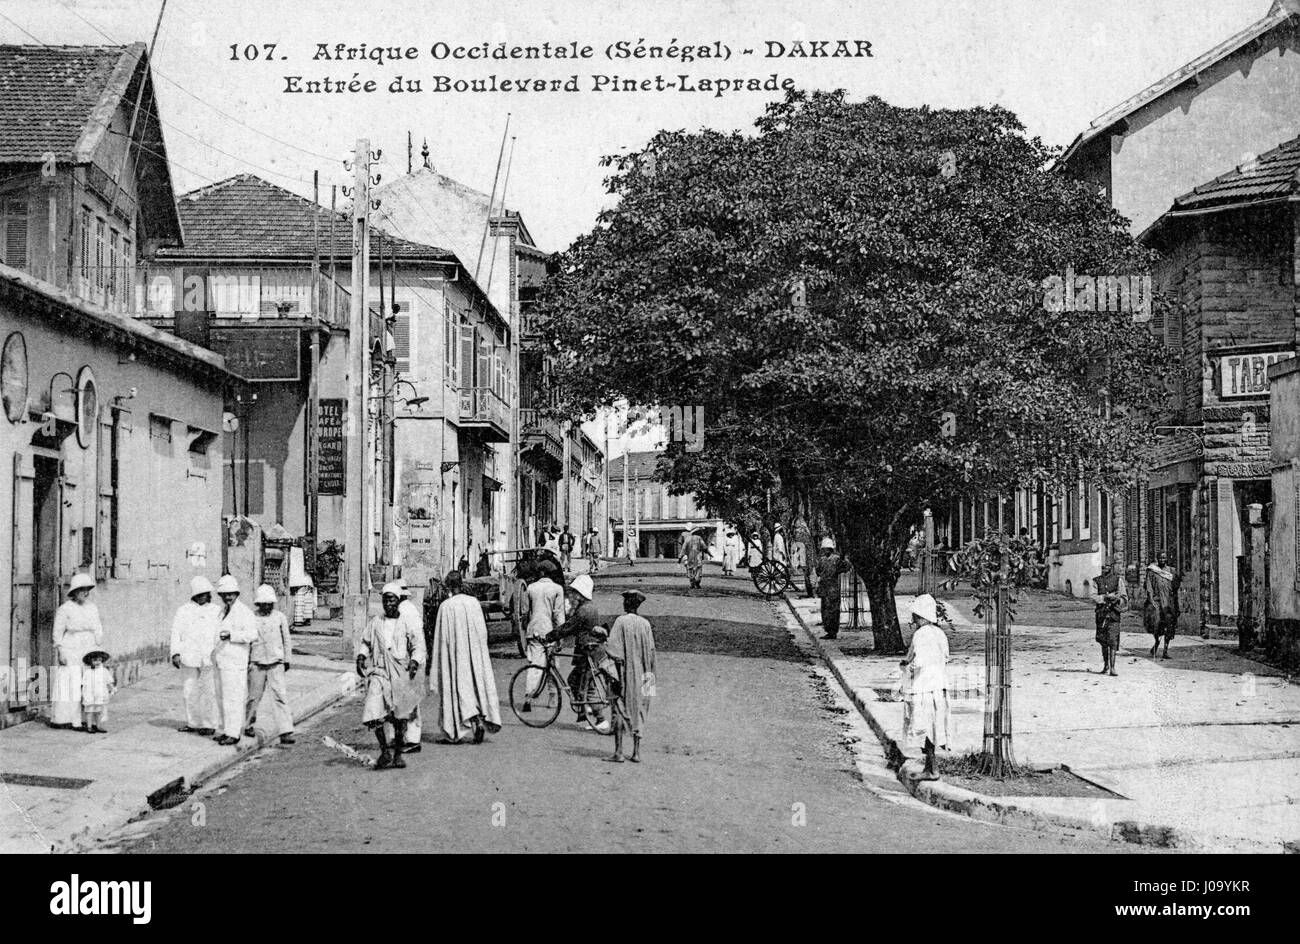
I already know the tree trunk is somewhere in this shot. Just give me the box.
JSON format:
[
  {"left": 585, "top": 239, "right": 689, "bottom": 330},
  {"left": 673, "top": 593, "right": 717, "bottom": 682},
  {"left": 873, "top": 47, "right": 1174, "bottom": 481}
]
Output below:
[{"left": 855, "top": 546, "right": 904, "bottom": 654}]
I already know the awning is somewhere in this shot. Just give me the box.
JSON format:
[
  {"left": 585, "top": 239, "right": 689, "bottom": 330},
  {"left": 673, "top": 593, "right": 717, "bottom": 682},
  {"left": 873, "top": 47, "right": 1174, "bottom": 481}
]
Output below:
[{"left": 482, "top": 474, "right": 503, "bottom": 492}]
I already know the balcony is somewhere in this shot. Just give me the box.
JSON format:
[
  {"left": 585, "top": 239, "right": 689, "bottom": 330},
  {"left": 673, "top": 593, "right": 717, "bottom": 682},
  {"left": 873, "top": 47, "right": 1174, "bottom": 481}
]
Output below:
[
  {"left": 134, "top": 265, "right": 352, "bottom": 329},
  {"left": 460, "top": 387, "right": 510, "bottom": 442},
  {"left": 520, "top": 407, "right": 564, "bottom": 474}
]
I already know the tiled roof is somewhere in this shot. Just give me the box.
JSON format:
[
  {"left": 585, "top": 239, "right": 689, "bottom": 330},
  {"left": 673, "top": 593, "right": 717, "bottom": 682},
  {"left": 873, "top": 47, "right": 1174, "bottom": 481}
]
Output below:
[
  {"left": 158, "top": 174, "right": 455, "bottom": 262},
  {"left": 607, "top": 450, "right": 665, "bottom": 481},
  {"left": 0, "top": 44, "right": 142, "bottom": 163},
  {"left": 1058, "top": 3, "right": 1297, "bottom": 168},
  {"left": 1170, "top": 134, "right": 1300, "bottom": 212}
]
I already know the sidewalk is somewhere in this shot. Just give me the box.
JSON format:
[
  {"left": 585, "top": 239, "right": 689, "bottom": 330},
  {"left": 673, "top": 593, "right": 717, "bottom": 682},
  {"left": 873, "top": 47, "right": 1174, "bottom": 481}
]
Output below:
[
  {"left": 787, "top": 589, "right": 1300, "bottom": 853},
  {"left": 0, "top": 625, "right": 354, "bottom": 853}
]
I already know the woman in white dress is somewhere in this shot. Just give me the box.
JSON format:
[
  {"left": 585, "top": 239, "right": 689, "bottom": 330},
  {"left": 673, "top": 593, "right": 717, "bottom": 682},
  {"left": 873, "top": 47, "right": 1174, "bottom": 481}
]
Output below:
[{"left": 51, "top": 573, "right": 104, "bottom": 729}]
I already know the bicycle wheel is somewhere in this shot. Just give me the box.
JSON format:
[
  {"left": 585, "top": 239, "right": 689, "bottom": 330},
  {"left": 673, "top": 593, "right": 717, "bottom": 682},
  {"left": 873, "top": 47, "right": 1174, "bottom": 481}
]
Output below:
[{"left": 509, "top": 664, "right": 563, "bottom": 728}]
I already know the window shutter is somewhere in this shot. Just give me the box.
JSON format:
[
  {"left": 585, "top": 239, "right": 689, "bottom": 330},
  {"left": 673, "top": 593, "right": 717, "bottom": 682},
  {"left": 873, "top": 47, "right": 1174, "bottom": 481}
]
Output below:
[
  {"left": 2, "top": 198, "right": 28, "bottom": 269},
  {"left": 477, "top": 331, "right": 490, "bottom": 393},
  {"left": 79, "top": 207, "right": 90, "bottom": 284},
  {"left": 95, "top": 218, "right": 106, "bottom": 292},
  {"left": 458, "top": 322, "right": 474, "bottom": 390},
  {"left": 392, "top": 301, "right": 411, "bottom": 373}
]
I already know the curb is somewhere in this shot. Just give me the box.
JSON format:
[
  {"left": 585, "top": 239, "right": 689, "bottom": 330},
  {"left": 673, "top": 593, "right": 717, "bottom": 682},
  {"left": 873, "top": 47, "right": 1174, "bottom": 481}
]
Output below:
[
  {"left": 57, "top": 669, "right": 356, "bottom": 852},
  {"left": 782, "top": 592, "right": 1286, "bottom": 854}
]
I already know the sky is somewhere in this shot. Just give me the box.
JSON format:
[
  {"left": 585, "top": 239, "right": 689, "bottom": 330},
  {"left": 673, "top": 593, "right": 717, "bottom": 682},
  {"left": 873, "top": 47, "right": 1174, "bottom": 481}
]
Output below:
[{"left": 0, "top": 0, "right": 1273, "bottom": 452}]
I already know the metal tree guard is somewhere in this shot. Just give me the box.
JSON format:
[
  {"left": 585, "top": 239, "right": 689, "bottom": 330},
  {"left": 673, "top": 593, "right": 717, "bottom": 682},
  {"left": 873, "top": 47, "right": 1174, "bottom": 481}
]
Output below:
[{"left": 981, "top": 556, "right": 1017, "bottom": 777}]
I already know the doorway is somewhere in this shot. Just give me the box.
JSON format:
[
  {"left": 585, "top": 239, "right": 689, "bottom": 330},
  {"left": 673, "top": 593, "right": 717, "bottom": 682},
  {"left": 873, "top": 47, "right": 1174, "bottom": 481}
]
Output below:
[{"left": 30, "top": 455, "right": 61, "bottom": 690}]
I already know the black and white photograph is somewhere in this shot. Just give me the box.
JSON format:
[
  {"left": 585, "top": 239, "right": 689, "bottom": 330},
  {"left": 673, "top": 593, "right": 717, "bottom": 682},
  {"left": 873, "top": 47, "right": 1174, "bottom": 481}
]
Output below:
[{"left": 0, "top": 0, "right": 1294, "bottom": 907}]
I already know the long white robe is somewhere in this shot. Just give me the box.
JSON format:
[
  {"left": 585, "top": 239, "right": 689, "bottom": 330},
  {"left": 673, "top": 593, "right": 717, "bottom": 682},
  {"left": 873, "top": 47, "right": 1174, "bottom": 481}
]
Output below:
[
  {"left": 430, "top": 593, "right": 502, "bottom": 741},
  {"left": 52, "top": 600, "right": 103, "bottom": 726}
]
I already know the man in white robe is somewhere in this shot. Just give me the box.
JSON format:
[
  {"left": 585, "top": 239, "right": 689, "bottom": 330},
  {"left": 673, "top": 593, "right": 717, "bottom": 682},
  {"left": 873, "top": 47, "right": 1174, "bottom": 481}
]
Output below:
[
  {"left": 356, "top": 584, "right": 423, "bottom": 769},
  {"left": 394, "top": 579, "right": 426, "bottom": 751},
  {"left": 170, "top": 576, "right": 219, "bottom": 735},
  {"left": 430, "top": 571, "right": 502, "bottom": 744}
]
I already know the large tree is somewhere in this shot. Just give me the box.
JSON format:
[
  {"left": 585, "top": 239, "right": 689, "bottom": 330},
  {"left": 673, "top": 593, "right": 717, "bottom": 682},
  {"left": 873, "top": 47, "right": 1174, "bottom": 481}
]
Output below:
[{"left": 540, "top": 90, "right": 1175, "bottom": 651}]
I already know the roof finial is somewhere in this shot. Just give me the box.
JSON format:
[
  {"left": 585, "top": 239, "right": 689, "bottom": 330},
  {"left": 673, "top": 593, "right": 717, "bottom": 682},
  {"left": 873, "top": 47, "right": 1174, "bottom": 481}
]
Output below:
[{"left": 421, "top": 139, "right": 432, "bottom": 171}]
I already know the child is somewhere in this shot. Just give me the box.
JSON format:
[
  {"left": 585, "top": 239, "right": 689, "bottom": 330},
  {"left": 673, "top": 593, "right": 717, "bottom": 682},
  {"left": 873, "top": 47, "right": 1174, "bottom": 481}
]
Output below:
[
  {"left": 81, "top": 649, "right": 115, "bottom": 734},
  {"left": 900, "top": 594, "right": 950, "bottom": 781}
]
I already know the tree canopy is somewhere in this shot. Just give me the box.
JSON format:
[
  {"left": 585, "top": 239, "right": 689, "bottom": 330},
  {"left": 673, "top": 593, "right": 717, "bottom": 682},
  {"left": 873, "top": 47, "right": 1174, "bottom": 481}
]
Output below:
[{"left": 539, "top": 89, "right": 1177, "bottom": 651}]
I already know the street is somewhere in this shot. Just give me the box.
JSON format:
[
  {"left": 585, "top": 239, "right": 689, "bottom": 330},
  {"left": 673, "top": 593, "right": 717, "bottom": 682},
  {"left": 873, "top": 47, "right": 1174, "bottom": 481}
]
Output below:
[{"left": 109, "top": 565, "right": 1133, "bottom": 853}]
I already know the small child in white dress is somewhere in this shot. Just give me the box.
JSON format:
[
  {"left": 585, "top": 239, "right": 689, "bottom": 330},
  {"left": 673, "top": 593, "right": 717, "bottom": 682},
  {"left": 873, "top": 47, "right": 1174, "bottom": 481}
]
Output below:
[{"left": 81, "top": 650, "right": 116, "bottom": 733}]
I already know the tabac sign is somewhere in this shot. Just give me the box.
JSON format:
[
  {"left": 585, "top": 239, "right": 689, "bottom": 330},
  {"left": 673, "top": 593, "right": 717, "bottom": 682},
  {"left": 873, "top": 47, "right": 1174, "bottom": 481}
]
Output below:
[{"left": 1217, "top": 349, "right": 1295, "bottom": 399}]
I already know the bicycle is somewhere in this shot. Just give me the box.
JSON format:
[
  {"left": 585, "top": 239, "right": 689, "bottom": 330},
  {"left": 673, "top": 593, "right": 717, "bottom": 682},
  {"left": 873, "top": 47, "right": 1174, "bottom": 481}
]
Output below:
[{"left": 508, "top": 641, "right": 628, "bottom": 733}]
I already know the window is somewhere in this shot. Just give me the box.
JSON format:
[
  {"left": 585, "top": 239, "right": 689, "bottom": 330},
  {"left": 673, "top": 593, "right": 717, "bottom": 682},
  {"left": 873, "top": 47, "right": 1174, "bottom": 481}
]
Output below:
[
  {"left": 1063, "top": 487, "right": 1074, "bottom": 538},
  {"left": 391, "top": 301, "right": 411, "bottom": 374},
  {"left": 1081, "top": 481, "right": 1091, "bottom": 536},
  {"left": 108, "top": 230, "right": 119, "bottom": 303},
  {"left": 79, "top": 207, "right": 91, "bottom": 284},
  {"left": 95, "top": 217, "right": 106, "bottom": 293},
  {"left": 0, "top": 196, "right": 28, "bottom": 270},
  {"left": 459, "top": 321, "right": 475, "bottom": 390},
  {"left": 120, "top": 237, "right": 132, "bottom": 307}
]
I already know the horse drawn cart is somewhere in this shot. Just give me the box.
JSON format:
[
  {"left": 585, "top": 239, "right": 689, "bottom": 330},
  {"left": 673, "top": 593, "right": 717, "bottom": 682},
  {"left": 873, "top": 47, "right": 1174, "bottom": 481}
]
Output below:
[{"left": 424, "top": 548, "right": 564, "bottom": 658}]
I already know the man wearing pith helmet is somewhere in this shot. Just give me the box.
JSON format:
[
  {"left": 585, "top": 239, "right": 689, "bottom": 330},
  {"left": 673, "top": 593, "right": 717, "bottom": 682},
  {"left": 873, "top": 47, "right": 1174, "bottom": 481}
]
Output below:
[
  {"left": 169, "top": 575, "right": 220, "bottom": 736},
  {"left": 212, "top": 575, "right": 258, "bottom": 745}
]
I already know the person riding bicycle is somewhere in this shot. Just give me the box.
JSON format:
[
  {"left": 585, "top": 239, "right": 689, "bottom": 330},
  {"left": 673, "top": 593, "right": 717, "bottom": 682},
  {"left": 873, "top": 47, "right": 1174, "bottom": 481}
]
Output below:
[{"left": 542, "top": 573, "right": 611, "bottom": 733}]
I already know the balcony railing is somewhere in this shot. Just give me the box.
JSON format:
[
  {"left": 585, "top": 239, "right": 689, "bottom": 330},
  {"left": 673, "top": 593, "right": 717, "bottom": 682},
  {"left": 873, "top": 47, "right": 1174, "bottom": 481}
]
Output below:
[
  {"left": 460, "top": 386, "right": 510, "bottom": 441},
  {"left": 134, "top": 265, "right": 352, "bottom": 328}
]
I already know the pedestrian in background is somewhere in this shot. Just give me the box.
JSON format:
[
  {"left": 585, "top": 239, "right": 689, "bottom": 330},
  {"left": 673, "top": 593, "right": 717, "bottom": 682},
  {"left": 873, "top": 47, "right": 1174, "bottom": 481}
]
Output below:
[
  {"left": 430, "top": 571, "right": 502, "bottom": 744},
  {"left": 815, "top": 538, "right": 850, "bottom": 640},
  {"left": 1091, "top": 556, "right": 1127, "bottom": 676},
  {"left": 244, "top": 584, "right": 295, "bottom": 745},
  {"left": 50, "top": 573, "right": 104, "bottom": 730},
  {"left": 1141, "top": 550, "right": 1178, "bottom": 660},
  {"left": 170, "top": 576, "right": 219, "bottom": 736},
  {"left": 212, "top": 575, "right": 257, "bottom": 746},
  {"left": 900, "top": 593, "right": 950, "bottom": 781},
  {"left": 680, "top": 527, "right": 707, "bottom": 589},
  {"left": 606, "top": 589, "right": 656, "bottom": 764},
  {"left": 559, "top": 524, "right": 575, "bottom": 572},
  {"left": 722, "top": 528, "right": 739, "bottom": 576},
  {"left": 587, "top": 528, "right": 603, "bottom": 573},
  {"left": 80, "top": 649, "right": 114, "bottom": 734}
]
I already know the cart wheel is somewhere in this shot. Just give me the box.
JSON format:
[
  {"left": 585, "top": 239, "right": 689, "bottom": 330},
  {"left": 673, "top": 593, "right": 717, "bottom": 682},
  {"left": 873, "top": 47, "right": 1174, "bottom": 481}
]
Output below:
[
  {"left": 751, "top": 560, "right": 784, "bottom": 598},
  {"left": 774, "top": 562, "right": 795, "bottom": 593},
  {"left": 510, "top": 582, "right": 526, "bottom": 658}
]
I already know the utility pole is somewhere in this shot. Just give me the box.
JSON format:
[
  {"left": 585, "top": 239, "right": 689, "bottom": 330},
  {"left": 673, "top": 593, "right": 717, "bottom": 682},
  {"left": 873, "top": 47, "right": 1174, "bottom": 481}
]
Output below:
[
  {"left": 622, "top": 436, "right": 630, "bottom": 561},
  {"left": 562, "top": 420, "right": 571, "bottom": 532},
  {"left": 307, "top": 170, "right": 321, "bottom": 574},
  {"left": 604, "top": 413, "right": 611, "bottom": 563},
  {"left": 379, "top": 236, "right": 395, "bottom": 568},
  {"left": 343, "top": 139, "right": 372, "bottom": 656}
]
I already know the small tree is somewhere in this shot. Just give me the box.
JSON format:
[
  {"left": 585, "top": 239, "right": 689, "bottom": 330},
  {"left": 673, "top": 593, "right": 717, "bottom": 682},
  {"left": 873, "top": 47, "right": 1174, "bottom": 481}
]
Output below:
[{"left": 944, "top": 531, "right": 1037, "bottom": 778}]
